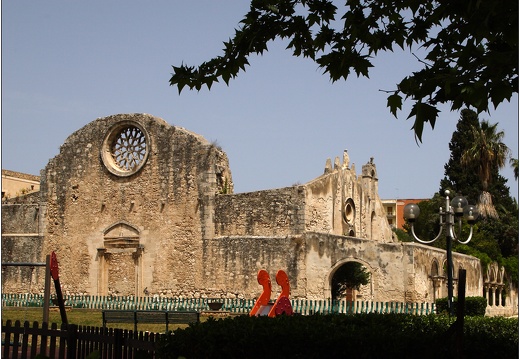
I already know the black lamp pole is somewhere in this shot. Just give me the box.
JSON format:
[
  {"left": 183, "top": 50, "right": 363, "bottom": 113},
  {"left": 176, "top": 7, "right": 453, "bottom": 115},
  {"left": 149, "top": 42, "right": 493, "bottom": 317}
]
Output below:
[{"left": 404, "top": 190, "right": 477, "bottom": 315}]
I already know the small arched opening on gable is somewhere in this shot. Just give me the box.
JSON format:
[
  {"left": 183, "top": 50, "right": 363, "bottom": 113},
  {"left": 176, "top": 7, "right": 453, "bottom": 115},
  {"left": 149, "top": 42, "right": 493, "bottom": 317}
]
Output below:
[
  {"left": 343, "top": 198, "right": 356, "bottom": 237},
  {"left": 370, "top": 211, "right": 376, "bottom": 240}
]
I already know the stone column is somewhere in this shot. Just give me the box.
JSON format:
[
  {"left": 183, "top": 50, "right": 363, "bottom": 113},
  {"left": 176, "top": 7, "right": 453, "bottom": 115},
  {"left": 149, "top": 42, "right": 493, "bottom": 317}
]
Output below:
[
  {"left": 133, "top": 245, "right": 144, "bottom": 297},
  {"left": 97, "top": 248, "right": 107, "bottom": 295}
]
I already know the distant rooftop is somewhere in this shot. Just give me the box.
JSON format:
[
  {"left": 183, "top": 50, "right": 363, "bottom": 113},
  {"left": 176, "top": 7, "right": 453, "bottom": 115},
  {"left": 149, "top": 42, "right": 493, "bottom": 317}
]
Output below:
[{"left": 2, "top": 169, "right": 40, "bottom": 182}]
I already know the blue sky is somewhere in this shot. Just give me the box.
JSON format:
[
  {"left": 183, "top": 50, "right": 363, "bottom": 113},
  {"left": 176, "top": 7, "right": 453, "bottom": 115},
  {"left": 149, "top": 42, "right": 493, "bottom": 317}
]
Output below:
[{"left": 2, "top": 1, "right": 518, "bottom": 201}]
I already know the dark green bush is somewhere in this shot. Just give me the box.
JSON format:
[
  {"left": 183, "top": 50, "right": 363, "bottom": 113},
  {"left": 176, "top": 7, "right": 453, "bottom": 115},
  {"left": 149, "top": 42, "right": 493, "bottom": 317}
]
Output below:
[
  {"left": 156, "top": 313, "right": 517, "bottom": 358},
  {"left": 435, "top": 296, "right": 487, "bottom": 316}
]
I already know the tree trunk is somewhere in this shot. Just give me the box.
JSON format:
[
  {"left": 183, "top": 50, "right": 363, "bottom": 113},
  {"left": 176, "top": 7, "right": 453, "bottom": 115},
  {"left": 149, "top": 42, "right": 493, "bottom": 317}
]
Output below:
[{"left": 478, "top": 191, "right": 498, "bottom": 219}]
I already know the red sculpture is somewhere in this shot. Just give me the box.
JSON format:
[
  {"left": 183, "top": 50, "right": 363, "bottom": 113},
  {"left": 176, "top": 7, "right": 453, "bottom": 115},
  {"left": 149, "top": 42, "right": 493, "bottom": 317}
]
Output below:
[{"left": 250, "top": 269, "right": 293, "bottom": 317}]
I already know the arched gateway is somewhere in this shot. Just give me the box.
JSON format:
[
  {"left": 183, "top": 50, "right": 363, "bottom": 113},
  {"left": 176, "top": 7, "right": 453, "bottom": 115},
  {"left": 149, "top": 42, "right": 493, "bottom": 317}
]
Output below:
[{"left": 1, "top": 113, "right": 489, "bottom": 305}]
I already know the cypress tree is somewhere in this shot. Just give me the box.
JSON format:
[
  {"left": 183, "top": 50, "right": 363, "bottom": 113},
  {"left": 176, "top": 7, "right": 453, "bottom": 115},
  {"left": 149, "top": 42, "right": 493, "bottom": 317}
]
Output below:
[{"left": 439, "top": 109, "right": 481, "bottom": 204}]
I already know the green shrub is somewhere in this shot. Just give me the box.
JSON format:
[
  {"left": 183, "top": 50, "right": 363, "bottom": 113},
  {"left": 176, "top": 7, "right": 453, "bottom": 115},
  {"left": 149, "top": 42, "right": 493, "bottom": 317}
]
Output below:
[
  {"left": 435, "top": 296, "right": 487, "bottom": 316},
  {"left": 156, "top": 313, "right": 517, "bottom": 358},
  {"left": 464, "top": 316, "right": 519, "bottom": 357}
]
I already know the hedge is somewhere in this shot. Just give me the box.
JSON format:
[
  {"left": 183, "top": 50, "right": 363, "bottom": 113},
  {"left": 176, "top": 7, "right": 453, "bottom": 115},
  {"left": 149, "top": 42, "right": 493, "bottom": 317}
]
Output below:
[
  {"left": 435, "top": 296, "right": 487, "bottom": 316},
  {"left": 157, "top": 313, "right": 518, "bottom": 358}
]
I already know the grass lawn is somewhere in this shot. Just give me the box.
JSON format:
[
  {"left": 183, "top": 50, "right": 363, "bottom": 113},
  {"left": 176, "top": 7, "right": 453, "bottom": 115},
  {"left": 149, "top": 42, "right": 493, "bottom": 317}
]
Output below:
[{"left": 1, "top": 307, "right": 209, "bottom": 333}]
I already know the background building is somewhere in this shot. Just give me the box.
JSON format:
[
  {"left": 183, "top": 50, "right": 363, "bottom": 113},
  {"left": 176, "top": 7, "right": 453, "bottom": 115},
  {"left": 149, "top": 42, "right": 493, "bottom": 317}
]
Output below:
[
  {"left": 381, "top": 198, "right": 428, "bottom": 230},
  {"left": 2, "top": 170, "right": 40, "bottom": 201}
]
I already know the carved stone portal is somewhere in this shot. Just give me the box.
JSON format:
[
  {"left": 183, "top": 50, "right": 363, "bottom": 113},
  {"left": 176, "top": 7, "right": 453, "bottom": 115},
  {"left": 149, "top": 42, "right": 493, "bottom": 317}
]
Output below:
[{"left": 98, "top": 222, "right": 143, "bottom": 296}]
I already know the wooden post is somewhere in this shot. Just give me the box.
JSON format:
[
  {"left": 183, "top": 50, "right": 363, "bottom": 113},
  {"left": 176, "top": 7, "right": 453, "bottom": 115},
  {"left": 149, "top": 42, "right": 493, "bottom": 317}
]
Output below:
[
  {"left": 456, "top": 269, "right": 466, "bottom": 358},
  {"left": 43, "top": 254, "right": 51, "bottom": 323},
  {"left": 66, "top": 324, "right": 78, "bottom": 358}
]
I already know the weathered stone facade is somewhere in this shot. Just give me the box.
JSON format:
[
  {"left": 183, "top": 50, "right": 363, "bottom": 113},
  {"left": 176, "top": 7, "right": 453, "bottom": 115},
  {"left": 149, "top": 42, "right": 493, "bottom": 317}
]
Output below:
[{"left": 1, "top": 113, "right": 516, "bottom": 313}]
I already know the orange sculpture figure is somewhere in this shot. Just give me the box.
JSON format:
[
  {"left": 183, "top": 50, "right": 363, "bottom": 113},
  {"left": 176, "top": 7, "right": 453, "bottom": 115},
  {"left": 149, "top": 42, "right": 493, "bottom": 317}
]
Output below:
[
  {"left": 250, "top": 269, "right": 293, "bottom": 317},
  {"left": 249, "top": 269, "right": 272, "bottom": 316},
  {"left": 268, "top": 270, "right": 293, "bottom": 317}
]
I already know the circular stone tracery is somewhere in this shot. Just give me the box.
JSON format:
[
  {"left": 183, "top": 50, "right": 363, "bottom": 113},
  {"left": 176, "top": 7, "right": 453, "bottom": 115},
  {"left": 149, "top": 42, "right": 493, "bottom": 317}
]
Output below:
[
  {"left": 112, "top": 126, "right": 146, "bottom": 171},
  {"left": 102, "top": 121, "right": 150, "bottom": 177}
]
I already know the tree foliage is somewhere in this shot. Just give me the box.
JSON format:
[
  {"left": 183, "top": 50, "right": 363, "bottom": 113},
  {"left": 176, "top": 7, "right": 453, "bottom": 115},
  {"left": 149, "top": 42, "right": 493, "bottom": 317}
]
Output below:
[
  {"left": 461, "top": 121, "right": 510, "bottom": 192},
  {"left": 170, "top": 0, "right": 518, "bottom": 141},
  {"left": 439, "top": 109, "right": 482, "bottom": 204},
  {"left": 331, "top": 262, "right": 370, "bottom": 300},
  {"left": 410, "top": 109, "right": 518, "bottom": 285},
  {"left": 460, "top": 118, "right": 510, "bottom": 218}
]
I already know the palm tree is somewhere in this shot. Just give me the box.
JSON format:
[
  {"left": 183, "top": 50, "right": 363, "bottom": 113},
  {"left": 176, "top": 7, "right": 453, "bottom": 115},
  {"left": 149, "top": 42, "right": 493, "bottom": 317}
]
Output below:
[
  {"left": 510, "top": 157, "right": 518, "bottom": 181},
  {"left": 461, "top": 120, "right": 510, "bottom": 219}
]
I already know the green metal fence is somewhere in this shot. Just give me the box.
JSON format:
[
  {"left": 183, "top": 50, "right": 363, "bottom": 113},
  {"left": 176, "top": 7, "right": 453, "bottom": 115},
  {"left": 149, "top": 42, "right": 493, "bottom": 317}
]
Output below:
[{"left": 1, "top": 293, "right": 436, "bottom": 315}]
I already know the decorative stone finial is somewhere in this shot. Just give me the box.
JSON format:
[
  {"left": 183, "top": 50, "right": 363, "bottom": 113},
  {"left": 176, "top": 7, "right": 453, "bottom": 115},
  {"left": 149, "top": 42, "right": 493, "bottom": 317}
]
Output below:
[
  {"left": 343, "top": 149, "right": 350, "bottom": 169},
  {"left": 324, "top": 158, "right": 332, "bottom": 174}
]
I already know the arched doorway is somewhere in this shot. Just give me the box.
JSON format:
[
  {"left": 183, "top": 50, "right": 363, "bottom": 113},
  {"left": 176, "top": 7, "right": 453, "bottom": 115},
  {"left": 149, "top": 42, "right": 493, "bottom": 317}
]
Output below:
[{"left": 330, "top": 261, "right": 372, "bottom": 301}]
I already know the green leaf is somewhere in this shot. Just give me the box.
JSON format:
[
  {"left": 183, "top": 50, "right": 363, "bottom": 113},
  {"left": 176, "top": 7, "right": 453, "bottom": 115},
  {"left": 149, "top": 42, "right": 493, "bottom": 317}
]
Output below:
[
  {"left": 387, "top": 93, "right": 402, "bottom": 118},
  {"left": 407, "top": 102, "right": 440, "bottom": 142},
  {"left": 489, "top": 82, "right": 514, "bottom": 109}
]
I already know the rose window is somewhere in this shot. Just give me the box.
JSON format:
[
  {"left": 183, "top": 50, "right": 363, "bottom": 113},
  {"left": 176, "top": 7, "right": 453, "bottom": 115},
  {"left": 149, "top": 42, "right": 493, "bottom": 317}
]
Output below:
[
  {"left": 111, "top": 126, "right": 147, "bottom": 171},
  {"left": 102, "top": 121, "right": 150, "bottom": 177}
]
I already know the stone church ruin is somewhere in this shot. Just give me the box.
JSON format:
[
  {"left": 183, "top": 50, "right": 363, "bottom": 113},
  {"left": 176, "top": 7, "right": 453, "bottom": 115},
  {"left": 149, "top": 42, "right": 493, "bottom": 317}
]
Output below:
[{"left": 2, "top": 113, "right": 517, "bottom": 315}]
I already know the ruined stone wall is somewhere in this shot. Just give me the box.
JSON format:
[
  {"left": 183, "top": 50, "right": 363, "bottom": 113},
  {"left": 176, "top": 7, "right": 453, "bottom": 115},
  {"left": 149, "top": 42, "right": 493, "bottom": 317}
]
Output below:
[
  {"left": 1, "top": 201, "right": 40, "bottom": 235},
  {"left": 200, "top": 231, "right": 483, "bottom": 302},
  {"left": 214, "top": 187, "right": 305, "bottom": 237},
  {"left": 201, "top": 235, "right": 305, "bottom": 299},
  {"left": 302, "top": 233, "right": 408, "bottom": 300},
  {"left": 1, "top": 197, "right": 45, "bottom": 292},
  {"left": 408, "top": 243, "right": 482, "bottom": 302},
  {"left": 298, "top": 234, "right": 481, "bottom": 302},
  {"left": 33, "top": 113, "right": 232, "bottom": 296}
]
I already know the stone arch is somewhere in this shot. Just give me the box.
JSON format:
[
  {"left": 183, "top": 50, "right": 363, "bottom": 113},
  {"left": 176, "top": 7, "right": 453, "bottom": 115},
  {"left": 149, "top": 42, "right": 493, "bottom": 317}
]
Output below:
[
  {"left": 325, "top": 258, "right": 374, "bottom": 301},
  {"left": 97, "top": 221, "right": 144, "bottom": 296},
  {"left": 441, "top": 259, "right": 456, "bottom": 278},
  {"left": 103, "top": 221, "right": 140, "bottom": 247},
  {"left": 430, "top": 259, "right": 443, "bottom": 301},
  {"left": 483, "top": 263, "right": 506, "bottom": 307},
  {"left": 488, "top": 266, "right": 496, "bottom": 283},
  {"left": 431, "top": 259, "right": 440, "bottom": 276},
  {"left": 497, "top": 266, "right": 505, "bottom": 284}
]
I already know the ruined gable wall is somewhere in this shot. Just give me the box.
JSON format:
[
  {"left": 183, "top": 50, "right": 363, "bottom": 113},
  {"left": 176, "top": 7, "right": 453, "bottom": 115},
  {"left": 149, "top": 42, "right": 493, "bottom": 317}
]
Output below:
[
  {"left": 303, "top": 163, "right": 393, "bottom": 242},
  {"left": 38, "top": 113, "right": 231, "bottom": 296}
]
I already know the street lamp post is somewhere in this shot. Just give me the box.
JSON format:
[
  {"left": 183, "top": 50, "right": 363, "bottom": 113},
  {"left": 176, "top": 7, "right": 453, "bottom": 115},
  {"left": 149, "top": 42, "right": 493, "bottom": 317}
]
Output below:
[{"left": 404, "top": 190, "right": 478, "bottom": 315}]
